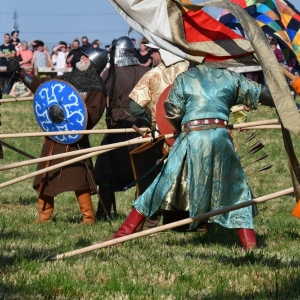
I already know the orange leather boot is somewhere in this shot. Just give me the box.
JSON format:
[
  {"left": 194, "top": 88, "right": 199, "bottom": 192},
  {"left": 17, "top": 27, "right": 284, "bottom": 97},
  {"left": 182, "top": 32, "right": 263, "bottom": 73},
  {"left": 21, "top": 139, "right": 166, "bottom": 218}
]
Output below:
[
  {"left": 76, "top": 190, "right": 95, "bottom": 225},
  {"left": 238, "top": 228, "right": 256, "bottom": 250},
  {"left": 34, "top": 194, "right": 54, "bottom": 224}
]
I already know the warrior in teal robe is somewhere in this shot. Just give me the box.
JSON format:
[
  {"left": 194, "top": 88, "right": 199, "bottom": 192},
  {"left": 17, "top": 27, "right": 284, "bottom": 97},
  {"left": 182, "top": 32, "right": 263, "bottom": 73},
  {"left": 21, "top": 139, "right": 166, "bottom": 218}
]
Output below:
[
  {"left": 133, "top": 65, "right": 261, "bottom": 230},
  {"left": 110, "top": 65, "right": 276, "bottom": 249}
]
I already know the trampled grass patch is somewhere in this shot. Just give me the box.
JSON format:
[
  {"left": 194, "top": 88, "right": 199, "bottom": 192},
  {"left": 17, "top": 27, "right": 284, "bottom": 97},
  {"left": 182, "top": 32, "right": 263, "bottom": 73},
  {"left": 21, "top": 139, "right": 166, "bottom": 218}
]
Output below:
[{"left": 1, "top": 95, "right": 300, "bottom": 299}]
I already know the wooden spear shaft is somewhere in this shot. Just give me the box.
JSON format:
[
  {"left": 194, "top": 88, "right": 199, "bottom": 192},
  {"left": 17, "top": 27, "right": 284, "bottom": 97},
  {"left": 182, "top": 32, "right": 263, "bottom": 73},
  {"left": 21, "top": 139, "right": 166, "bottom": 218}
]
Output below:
[
  {"left": 0, "top": 96, "right": 33, "bottom": 103},
  {"left": 0, "top": 119, "right": 279, "bottom": 139},
  {"left": 239, "top": 125, "right": 281, "bottom": 130},
  {"left": 0, "top": 134, "right": 174, "bottom": 188},
  {"left": 228, "top": 119, "right": 279, "bottom": 129},
  {"left": 0, "top": 122, "right": 280, "bottom": 172},
  {"left": 0, "top": 123, "right": 280, "bottom": 172},
  {"left": 48, "top": 187, "right": 294, "bottom": 261},
  {"left": 0, "top": 149, "right": 108, "bottom": 189},
  {"left": 0, "top": 128, "right": 150, "bottom": 139},
  {"left": 0, "top": 148, "right": 112, "bottom": 171},
  {"left": 0, "top": 134, "right": 174, "bottom": 171},
  {"left": 0, "top": 97, "right": 251, "bottom": 110}
]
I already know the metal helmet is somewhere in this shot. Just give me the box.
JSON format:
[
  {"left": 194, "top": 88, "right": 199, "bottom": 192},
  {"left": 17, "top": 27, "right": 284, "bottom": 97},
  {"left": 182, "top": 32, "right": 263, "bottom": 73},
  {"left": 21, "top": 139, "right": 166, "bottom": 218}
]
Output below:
[
  {"left": 83, "top": 48, "right": 107, "bottom": 73},
  {"left": 113, "top": 36, "right": 139, "bottom": 67}
]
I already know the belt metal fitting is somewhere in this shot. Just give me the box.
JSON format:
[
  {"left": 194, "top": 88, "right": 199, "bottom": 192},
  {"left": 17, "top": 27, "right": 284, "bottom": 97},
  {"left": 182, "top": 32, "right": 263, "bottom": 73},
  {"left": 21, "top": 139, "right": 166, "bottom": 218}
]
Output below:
[{"left": 184, "top": 127, "right": 191, "bottom": 135}]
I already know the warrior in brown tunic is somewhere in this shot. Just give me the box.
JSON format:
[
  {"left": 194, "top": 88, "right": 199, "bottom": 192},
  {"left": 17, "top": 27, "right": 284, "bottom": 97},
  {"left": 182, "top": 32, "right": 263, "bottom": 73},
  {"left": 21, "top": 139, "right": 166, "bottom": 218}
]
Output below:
[
  {"left": 7, "top": 48, "right": 108, "bottom": 224},
  {"left": 94, "top": 36, "right": 149, "bottom": 218}
]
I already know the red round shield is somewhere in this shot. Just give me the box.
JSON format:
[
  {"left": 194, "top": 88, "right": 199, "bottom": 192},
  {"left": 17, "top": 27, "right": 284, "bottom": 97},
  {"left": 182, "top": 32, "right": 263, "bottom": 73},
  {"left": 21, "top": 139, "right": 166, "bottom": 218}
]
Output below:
[{"left": 156, "top": 84, "right": 175, "bottom": 146}]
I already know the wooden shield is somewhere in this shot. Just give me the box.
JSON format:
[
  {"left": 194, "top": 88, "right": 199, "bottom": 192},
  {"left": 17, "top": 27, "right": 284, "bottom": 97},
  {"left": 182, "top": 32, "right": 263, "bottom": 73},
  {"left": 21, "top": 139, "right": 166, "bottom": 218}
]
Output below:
[
  {"left": 33, "top": 79, "right": 88, "bottom": 145},
  {"left": 156, "top": 84, "right": 175, "bottom": 146}
]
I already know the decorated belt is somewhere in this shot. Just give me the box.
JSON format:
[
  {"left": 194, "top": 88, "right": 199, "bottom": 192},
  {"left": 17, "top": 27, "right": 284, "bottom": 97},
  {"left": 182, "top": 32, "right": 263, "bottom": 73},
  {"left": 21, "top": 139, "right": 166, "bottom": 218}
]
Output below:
[
  {"left": 183, "top": 124, "right": 228, "bottom": 133},
  {"left": 181, "top": 118, "right": 228, "bottom": 130}
]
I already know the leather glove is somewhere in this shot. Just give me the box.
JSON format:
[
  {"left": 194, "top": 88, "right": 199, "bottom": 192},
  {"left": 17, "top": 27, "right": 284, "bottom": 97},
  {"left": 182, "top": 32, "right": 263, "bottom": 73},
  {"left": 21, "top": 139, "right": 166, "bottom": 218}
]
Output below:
[{"left": 7, "top": 58, "right": 21, "bottom": 76}]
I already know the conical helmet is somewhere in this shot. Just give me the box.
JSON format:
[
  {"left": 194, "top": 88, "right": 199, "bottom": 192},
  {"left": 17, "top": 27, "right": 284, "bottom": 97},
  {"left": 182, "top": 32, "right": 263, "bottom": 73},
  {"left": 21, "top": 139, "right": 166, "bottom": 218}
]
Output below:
[{"left": 113, "top": 36, "right": 139, "bottom": 67}]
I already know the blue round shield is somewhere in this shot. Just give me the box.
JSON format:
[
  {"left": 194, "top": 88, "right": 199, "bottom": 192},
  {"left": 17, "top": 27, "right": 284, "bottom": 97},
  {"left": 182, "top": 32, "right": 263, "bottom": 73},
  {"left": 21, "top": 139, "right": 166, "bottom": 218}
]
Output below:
[{"left": 33, "top": 80, "right": 88, "bottom": 144}]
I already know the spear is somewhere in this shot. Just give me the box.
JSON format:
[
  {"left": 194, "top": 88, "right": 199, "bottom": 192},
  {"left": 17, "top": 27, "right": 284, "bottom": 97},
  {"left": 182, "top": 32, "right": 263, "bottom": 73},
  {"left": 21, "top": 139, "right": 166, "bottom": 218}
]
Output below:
[
  {"left": 0, "top": 128, "right": 151, "bottom": 139},
  {"left": 47, "top": 187, "right": 294, "bottom": 261},
  {"left": 243, "top": 153, "right": 269, "bottom": 169},
  {"left": 0, "top": 96, "right": 33, "bottom": 103},
  {"left": 0, "top": 148, "right": 118, "bottom": 189},
  {"left": 0, "top": 134, "right": 174, "bottom": 188},
  {"left": 246, "top": 164, "right": 273, "bottom": 176},
  {"left": 241, "top": 125, "right": 281, "bottom": 130},
  {"left": 0, "top": 139, "right": 35, "bottom": 159},
  {"left": 0, "top": 134, "right": 174, "bottom": 172},
  {"left": 0, "top": 119, "right": 280, "bottom": 139},
  {"left": 228, "top": 119, "right": 279, "bottom": 129}
]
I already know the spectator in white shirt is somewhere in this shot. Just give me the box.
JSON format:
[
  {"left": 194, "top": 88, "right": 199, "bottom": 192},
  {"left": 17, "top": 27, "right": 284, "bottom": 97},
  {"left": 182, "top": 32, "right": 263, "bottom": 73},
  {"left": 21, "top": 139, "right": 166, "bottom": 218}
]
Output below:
[{"left": 52, "top": 41, "right": 69, "bottom": 75}]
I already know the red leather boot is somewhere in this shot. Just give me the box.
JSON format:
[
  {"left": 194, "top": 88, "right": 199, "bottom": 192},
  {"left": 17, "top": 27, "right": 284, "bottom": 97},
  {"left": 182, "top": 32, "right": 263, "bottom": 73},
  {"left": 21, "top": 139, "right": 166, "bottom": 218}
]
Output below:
[
  {"left": 238, "top": 228, "right": 256, "bottom": 250},
  {"left": 112, "top": 208, "right": 145, "bottom": 242}
]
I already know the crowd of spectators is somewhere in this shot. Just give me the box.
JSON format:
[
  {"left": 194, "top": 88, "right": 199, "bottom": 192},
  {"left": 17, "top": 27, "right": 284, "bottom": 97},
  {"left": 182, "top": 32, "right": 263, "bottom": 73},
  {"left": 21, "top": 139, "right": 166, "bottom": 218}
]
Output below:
[
  {"left": 3, "top": 31, "right": 298, "bottom": 96},
  {"left": 0, "top": 32, "right": 115, "bottom": 94},
  {"left": 0, "top": 31, "right": 159, "bottom": 95}
]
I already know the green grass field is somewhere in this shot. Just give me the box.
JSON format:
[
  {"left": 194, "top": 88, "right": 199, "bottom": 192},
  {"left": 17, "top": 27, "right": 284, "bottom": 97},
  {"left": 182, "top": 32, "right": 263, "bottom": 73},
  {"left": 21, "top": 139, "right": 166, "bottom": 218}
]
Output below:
[{"left": 1, "top": 96, "right": 300, "bottom": 299}]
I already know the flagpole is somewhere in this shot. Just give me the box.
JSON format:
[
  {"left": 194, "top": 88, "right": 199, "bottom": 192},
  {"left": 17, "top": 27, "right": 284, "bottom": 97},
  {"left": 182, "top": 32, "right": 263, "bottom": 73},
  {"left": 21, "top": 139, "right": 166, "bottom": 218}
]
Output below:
[{"left": 48, "top": 187, "right": 294, "bottom": 261}]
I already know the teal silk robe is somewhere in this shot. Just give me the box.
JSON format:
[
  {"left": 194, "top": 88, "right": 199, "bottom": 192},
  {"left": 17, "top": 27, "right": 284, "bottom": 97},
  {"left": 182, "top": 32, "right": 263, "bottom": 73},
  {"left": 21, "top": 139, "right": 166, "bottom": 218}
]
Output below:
[{"left": 134, "top": 65, "right": 261, "bottom": 229}]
